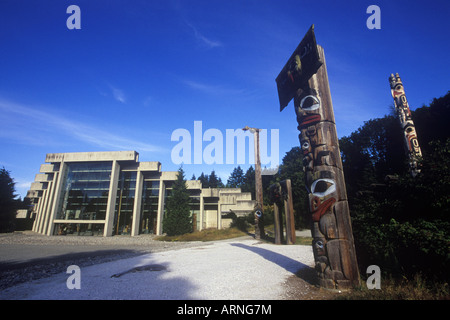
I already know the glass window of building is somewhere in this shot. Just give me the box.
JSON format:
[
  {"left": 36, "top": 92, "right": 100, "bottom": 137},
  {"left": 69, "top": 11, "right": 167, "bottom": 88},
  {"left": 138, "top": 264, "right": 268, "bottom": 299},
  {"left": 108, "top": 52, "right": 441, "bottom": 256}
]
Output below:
[
  {"left": 57, "top": 162, "right": 112, "bottom": 221},
  {"left": 55, "top": 161, "right": 112, "bottom": 236},
  {"left": 188, "top": 189, "right": 201, "bottom": 231},
  {"left": 113, "top": 170, "right": 137, "bottom": 235},
  {"left": 140, "top": 180, "right": 159, "bottom": 234}
]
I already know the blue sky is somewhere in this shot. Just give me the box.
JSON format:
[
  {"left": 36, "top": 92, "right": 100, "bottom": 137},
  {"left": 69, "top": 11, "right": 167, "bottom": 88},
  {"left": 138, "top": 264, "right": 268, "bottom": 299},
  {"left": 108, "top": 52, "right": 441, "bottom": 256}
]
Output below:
[{"left": 1, "top": 0, "right": 449, "bottom": 198}]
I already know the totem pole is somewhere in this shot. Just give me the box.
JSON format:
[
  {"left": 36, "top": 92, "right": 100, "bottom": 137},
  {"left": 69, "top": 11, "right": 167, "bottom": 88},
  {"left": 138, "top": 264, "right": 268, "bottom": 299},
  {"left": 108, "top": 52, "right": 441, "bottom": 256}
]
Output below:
[
  {"left": 389, "top": 73, "right": 422, "bottom": 176},
  {"left": 276, "top": 25, "right": 360, "bottom": 289}
]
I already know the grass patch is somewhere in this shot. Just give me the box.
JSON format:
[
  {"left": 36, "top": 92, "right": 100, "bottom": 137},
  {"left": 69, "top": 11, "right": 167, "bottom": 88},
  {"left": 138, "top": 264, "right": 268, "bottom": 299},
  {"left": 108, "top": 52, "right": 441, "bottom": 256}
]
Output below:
[
  {"left": 337, "top": 274, "right": 449, "bottom": 300},
  {"left": 263, "top": 225, "right": 313, "bottom": 245},
  {"left": 154, "top": 227, "right": 248, "bottom": 242},
  {"left": 295, "top": 236, "right": 313, "bottom": 245}
]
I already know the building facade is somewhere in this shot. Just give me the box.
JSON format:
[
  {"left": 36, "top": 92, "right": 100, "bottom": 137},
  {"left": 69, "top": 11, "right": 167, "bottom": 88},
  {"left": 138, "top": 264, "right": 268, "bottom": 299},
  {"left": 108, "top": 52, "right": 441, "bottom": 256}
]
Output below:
[{"left": 27, "top": 151, "right": 255, "bottom": 237}]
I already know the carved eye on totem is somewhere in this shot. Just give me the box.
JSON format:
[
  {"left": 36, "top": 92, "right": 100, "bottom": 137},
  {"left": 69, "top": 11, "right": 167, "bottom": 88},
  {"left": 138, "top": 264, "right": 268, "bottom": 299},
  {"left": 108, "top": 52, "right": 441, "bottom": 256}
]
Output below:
[
  {"left": 300, "top": 95, "right": 320, "bottom": 111},
  {"left": 315, "top": 240, "right": 324, "bottom": 249},
  {"left": 311, "top": 178, "right": 336, "bottom": 197},
  {"left": 301, "top": 141, "right": 310, "bottom": 151}
]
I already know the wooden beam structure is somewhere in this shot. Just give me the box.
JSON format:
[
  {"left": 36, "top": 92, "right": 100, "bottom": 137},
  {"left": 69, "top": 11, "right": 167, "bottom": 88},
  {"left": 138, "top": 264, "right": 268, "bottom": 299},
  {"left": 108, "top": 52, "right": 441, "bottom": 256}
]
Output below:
[{"left": 268, "top": 180, "right": 295, "bottom": 245}]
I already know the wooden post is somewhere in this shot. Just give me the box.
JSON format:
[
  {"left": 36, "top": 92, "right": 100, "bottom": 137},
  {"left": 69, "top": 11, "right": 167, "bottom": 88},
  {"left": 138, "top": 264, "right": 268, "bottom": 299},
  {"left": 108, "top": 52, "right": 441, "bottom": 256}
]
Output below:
[
  {"left": 283, "top": 179, "right": 296, "bottom": 245},
  {"left": 389, "top": 73, "right": 422, "bottom": 176},
  {"left": 254, "top": 129, "right": 265, "bottom": 239},
  {"left": 269, "top": 180, "right": 295, "bottom": 245},
  {"left": 243, "top": 126, "right": 265, "bottom": 240},
  {"left": 269, "top": 182, "right": 283, "bottom": 244},
  {"left": 273, "top": 203, "right": 283, "bottom": 244},
  {"left": 276, "top": 25, "right": 360, "bottom": 289}
]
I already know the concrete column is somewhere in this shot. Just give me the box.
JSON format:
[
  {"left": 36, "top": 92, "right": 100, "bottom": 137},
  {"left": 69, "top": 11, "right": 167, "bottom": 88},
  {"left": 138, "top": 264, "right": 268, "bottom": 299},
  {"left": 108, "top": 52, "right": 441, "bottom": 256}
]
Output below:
[
  {"left": 131, "top": 170, "right": 144, "bottom": 236},
  {"left": 39, "top": 190, "right": 50, "bottom": 234},
  {"left": 47, "top": 163, "right": 66, "bottom": 236},
  {"left": 39, "top": 188, "right": 51, "bottom": 234},
  {"left": 31, "top": 207, "right": 38, "bottom": 232},
  {"left": 33, "top": 194, "right": 44, "bottom": 233},
  {"left": 104, "top": 161, "right": 120, "bottom": 237},
  {"left": 41, "top": 176, "right": 58, "bottom": 235},
  {"left": 218, "top": 196, "right": 222, "bottom": 230},
  {"left": 199, "top": 193, "right": 204, "bottom": 231},
  {"left": 156, "top": 179, "right": 165, "bottom": 235}
]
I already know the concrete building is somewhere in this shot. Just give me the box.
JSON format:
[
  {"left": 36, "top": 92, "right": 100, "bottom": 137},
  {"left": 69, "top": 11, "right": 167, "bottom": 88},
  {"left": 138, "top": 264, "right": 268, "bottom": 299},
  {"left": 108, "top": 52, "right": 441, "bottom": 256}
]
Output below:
[{"left": 26, "top": 151, "right": 255, "bottom": 237}]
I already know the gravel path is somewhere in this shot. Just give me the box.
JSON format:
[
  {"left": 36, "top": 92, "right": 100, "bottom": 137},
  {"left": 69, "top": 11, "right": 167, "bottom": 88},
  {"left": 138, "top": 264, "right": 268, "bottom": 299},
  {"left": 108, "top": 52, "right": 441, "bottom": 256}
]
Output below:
[{"left": 0, "top": 231, "right": 334, "bottom": 300}]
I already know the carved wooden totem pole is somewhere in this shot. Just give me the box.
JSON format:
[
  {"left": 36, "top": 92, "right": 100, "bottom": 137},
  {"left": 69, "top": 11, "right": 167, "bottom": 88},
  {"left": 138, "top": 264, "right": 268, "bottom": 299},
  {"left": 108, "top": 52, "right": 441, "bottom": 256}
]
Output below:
[
  {"left": 276, "top": 25, "right": 360, "bottom": 289},
  {"left": 389, "top": 73, "right": 422, "bottom": 176}
]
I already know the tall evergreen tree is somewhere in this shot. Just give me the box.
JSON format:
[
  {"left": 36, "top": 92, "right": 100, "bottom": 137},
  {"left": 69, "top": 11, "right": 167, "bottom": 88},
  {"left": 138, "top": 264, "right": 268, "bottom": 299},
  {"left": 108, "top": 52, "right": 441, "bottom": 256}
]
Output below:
[
  {"left": 242, "top": 166, "right": 255, "bottom": 199},
  {"left": 197, "top": 172, "right": 209, "bottom": 188},
  {"left": 163, "top": 167, "right": 192, "bottom": 236},
  {"left": 227, "top": 166, "right": 245, "bottom": 188},
  {"left": 208, "top": 170, "right": 222, "bottom": 188},
  {"left": 0, "top": 167, "right": 18, "bottom": 233}
]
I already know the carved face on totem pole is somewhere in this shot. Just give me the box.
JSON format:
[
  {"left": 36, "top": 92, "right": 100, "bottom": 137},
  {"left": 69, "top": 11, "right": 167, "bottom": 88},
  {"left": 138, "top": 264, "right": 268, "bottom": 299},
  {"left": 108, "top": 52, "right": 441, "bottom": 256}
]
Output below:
[{"left": 295, "top": 86, "right": 345, "bottom": 281}]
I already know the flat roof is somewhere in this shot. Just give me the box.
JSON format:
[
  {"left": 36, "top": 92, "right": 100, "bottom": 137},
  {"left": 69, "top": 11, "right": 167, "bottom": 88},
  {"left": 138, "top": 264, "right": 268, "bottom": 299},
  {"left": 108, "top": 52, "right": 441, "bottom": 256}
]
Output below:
[{"left": 45, "top": 151, "right": 139, "bottom": 163}]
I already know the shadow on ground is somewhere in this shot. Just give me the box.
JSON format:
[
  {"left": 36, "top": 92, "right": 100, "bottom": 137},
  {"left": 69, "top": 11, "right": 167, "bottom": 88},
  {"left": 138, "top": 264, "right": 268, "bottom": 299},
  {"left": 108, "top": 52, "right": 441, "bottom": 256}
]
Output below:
[
  {"left": 230, "top": 243, "right": 317, "bottom": 286},
  {"left": 0, "top": 249, "right": 147, "bottom": 290}
]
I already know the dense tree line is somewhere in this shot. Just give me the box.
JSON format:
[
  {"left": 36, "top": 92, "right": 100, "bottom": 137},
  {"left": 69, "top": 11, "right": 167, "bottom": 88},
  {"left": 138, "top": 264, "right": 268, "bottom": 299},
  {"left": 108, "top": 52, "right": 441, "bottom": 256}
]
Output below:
[
  {"left": 344, "top": 92, "right": 450, "bottom": 281},
  {"left": 0, "top": 167, "right": 31, "bottom": 233},
  {"left": 0, "top": 167, "right": 17, "bottom": 233},
  {"left": 192, "top": 171, "right": 225, "bottom": 188}
]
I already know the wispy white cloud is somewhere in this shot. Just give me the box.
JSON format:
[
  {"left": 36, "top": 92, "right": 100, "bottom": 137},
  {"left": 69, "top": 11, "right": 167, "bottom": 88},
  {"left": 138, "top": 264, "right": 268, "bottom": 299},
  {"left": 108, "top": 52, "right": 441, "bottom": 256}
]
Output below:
[
  {"left": 16, "top": 180, "right": 34, "bottom": 190},
  {"left": 110, "top": 85, "right": 126, "bottom": 103},
  {"left": 185, "top": 21, "right": 222, "bottom": 48},
  {"left": 0, "top": 99, "right": 166, "bottom": 153},
  {"left": 182, "top": 79, "right": 244, "bottom": 96}
]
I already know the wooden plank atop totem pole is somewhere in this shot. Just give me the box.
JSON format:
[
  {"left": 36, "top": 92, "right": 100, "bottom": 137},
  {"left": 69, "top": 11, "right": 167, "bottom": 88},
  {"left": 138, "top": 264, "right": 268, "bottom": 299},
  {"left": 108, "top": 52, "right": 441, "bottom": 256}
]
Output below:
[{"left": 275, "top": 24, "right": 323, "bottom": 111}]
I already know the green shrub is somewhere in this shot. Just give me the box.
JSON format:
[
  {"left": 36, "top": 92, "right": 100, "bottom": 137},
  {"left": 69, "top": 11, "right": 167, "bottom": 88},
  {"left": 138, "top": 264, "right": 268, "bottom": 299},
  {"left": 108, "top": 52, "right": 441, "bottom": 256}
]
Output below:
[{"left": 229, "top": 211, "right": 253, "bottom": 232}]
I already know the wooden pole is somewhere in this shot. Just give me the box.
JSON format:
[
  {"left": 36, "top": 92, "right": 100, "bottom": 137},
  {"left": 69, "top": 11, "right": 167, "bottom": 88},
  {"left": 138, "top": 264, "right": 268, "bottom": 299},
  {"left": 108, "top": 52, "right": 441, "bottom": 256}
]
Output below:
[
  {"left": 293, "top": 46, "right": 360, "bottom": 289},
  {"left": 389, "top": 73, "right": 422, "bottom": 177},
  {"left": 269, "top": 182, "right": 284, "bottom": 244},
  {"left": 284, "top": 179, "right": 296, "bottom": 245},
  {"left": 273, "top": 203, "right": 282, "bottom": 244},
  {"left": 244, "top": 126, "right": 265, "bottom": 240},
  {"left": 254, "top": 129, "right": 265, "bottom": 239},
  {"left": 276, "top": 26, "right": 359, "bottom": 289}
]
